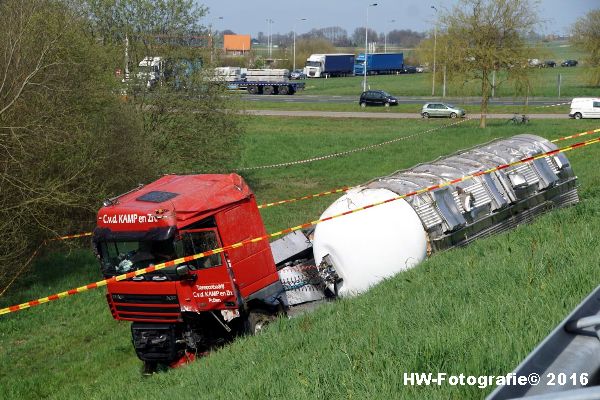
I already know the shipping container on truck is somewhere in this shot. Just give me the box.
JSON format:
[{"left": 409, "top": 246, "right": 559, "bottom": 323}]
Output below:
[
  {"left": 354, "top": 53, "right": 404, "bottom": 75},
  {"left": 303, "top": 54, "right": 355, "bottom": 78}
]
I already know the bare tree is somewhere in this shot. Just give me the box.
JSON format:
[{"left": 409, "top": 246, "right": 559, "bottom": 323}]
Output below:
[
  {"left": 0, "top": 0, "right": 156, "bottom": 290},
  {"left": 571, "top": 9, "right": 600, "bottom": 86},
  {"left": 352, "top": 27, "right": 378, "bottom": 47},
  {"left": 435, "top": 0, "right": 540, "bottom": 127}
]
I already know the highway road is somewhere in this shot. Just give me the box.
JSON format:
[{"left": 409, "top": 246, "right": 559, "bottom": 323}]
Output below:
[{"left": 243, "top": 94, "right": 569, "bottom": 107}]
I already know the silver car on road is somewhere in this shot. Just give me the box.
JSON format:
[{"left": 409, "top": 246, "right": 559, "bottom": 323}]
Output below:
[{"left": 421, "top": 103, "right": 466, "bottom": 118}]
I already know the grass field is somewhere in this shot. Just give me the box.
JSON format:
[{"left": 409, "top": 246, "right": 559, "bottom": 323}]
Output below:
[
  {"left": 242, "top": 100, "right": 570, "bottom": 115},
  {"left": 257, "top": 40, "right": 596, "bottom": 99},
  {"left": 299, "top": 66, "right": 596, "bottom": 98},
  {"left": 2, "top": 117, "right": 600, "bottom": 399}
]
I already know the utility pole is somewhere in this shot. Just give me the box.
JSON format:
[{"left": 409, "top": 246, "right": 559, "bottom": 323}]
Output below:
[
  {"left": 364, "top": 3, "right": 378, "bottom": 92},
  {"left": 431, "top": 5, "right": 438, "bottom": 97},
  {"left": 384, "top": 19, "right": 395, "bottom": 53},
  {"left": 267, "top": 19, "right": 274, "bottom": 58},
  {"left": 293, "top": 18, "right": 307, "bottom": 71}
]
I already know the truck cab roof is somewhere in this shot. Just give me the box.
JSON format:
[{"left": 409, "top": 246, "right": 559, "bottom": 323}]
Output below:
[{"left": 96, "top": 174, "right": 252, "bottom": 234}]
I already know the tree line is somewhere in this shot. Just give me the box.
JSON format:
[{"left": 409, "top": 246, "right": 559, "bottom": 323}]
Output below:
[
  {"left": 252, "top": 27, "right": 425, "bottom": 48},
  {"left": 0, "top": 0, "right": 244, "bottom": 289}
]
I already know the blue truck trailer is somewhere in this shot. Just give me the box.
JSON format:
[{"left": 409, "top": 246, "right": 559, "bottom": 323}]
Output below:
[
  {"left": 303, "top": 54, "right": 355, "bottom": 78},
  {"left": 354, "top": 53, "right": 404, "bottom": 75}
]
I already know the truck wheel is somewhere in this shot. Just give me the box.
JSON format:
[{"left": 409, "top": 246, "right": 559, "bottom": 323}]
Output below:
[
  {"left": 279, "top": 85, "right": 289, "bottom": 95},
  {"left": 247, "top": 85, "right": 258, "bottom": 95},
  {"left": 263, "top": 86, "right": 274, "bottom": 95},
  {"left": 246, "top": 309, "right": 273, "bottom": 335},
  {"left": 574, "top": 112, "right": 582, "bottom": 120}
]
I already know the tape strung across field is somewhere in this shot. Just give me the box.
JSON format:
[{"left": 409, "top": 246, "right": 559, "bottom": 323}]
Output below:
[
  {"left": 37, "top": 128, "right": 600, "bottom": 243},
  {"left": 2, "top": 134, "right": 600, "bottom": 316},
  {"left": 550, "top": 128, "right": 600, "bottom": 143},
  {"left": 237, "top": 117, "right": 473, "bottom": 171}
]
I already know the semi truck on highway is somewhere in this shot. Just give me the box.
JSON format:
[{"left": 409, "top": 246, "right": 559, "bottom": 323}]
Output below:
[
  {"left": 353, "top": 53, "right": 404, "bottom": 75},
  {"left": 93, "top": 135, "right": 578, "bottom": 373},
  {"left": 303, "top": 54, "right": 355, "bottom": 78},
  {"left": 222, "top": 68, "right": 305, "bottom": 95}
]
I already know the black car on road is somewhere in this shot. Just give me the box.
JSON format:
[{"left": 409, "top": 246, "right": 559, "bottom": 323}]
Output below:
[
  {"left": 561, "top": 60, "right": 578, "bottom": 67},
  {"left": 359, "top": 90, "right": 398, "bottom": 107}
]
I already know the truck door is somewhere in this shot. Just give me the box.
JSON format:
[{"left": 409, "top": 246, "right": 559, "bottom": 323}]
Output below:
[{"left": 175, "top": 228, "right": 237, "bottom": 311}]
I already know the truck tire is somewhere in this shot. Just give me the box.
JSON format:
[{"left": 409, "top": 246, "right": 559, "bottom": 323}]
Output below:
[
  {"left": 263, "top": 86, "right": 274, "bottom": 95},
  {"left": 278, "top": 85, "right": 289, "bottom": 95},
  {"left": 247, "top": 85, "right": 258, "bottom": 95},
  {"left": 246, "top": 309, "right": 273, "bottom": 335},
  {"left": 574, "top": 112, "right": 582, "bottom": 120}
]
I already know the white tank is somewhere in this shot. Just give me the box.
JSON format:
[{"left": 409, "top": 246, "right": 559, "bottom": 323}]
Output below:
[
  {"left": 312, "top": 135, "right": 580, "bottom": 299},
  {"left": 312, "top": 188, "right": 427, "bottom": 297}
]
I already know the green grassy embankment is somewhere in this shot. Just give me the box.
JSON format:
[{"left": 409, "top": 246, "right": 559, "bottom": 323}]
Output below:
[
  {"left": 242, "top": 100, "right": 570, "bottom": 115},
  {"left": 1, "top": 118, "right": 600, "bottom": 399}
]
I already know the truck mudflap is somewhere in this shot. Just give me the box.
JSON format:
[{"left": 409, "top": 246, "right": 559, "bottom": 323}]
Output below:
[{"left": 487, "top": 285, "right": 600, "bottom": 399}]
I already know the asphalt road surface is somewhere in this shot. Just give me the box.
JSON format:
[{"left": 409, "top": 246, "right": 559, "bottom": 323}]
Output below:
[{"left": 243, "top": 94, "right": 568, "bottom": 107}]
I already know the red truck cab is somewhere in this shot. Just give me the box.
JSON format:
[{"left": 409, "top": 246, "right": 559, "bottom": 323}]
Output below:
[{"left": 93, "top": 174, "right": 283, "bottom": 370}]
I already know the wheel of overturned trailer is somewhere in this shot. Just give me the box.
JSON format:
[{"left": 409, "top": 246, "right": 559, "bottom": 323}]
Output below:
[
  {"left": 246, "top": 309, "right": 274, "bottom": 335},
  {"left": 263, "top": 85, "right": 275, "bottom": 95},
  {"left": 278, "top": 85, "right": 289, "bottom": 95}
]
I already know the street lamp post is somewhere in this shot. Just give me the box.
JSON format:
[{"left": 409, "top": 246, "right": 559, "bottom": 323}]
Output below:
[
  {"left": 293, "top": 18, "right": 307, "bottom": 71},
  {"left": 364, "top": 3, "right": 378, "bottom": 92},
  {"left": 384, "top": 19, "right": 395, "bottom": 53},
  {"left": 266, "top": 19, "right": 274, "bottom": 58},
  {"left": 209, "top": 16, "right": 223, "bottom": 64},
  {"left": 431, "top": 5, "right": 438, "bottom": 96}
]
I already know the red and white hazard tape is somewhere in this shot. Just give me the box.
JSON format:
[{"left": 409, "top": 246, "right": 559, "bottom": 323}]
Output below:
[{"left": 2, "top": 134, "right": 599, "bottom": 316}]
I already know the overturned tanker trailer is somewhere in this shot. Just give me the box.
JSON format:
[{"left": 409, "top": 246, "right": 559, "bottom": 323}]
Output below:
[{"left": 312, "top": 134, "right": 578, "bottom": 297}]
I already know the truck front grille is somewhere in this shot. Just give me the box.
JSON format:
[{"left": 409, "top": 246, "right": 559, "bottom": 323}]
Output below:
[{"left": 109, "top": 293, "right": 181, "bottom": 322}]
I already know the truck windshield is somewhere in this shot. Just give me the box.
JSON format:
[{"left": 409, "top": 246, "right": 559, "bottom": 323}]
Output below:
[
  {"left": 306, "top": 61, "right": 321, "bottom": 67},
  {"left": 98, "top": 239, "right": 176, "bottom": 274},
  {"left": 98, "top": 230, "right": 223, "bottom": 275}
]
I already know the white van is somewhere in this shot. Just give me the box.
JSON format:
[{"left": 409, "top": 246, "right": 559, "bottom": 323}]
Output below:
[{"left": 569, "top": 98, "right": 600, "bottom": 119}]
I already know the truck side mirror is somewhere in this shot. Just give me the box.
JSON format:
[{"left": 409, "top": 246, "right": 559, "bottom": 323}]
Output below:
[{"left": 176, "top": 264, "right": 191, "bottom": 277}]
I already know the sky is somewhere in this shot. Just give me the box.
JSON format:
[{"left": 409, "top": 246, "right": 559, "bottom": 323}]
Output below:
[{"left": 198, "top": 0, "right": 597, "bottom": 38}]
